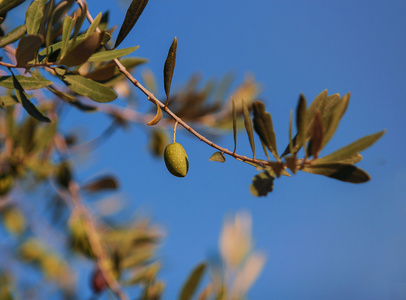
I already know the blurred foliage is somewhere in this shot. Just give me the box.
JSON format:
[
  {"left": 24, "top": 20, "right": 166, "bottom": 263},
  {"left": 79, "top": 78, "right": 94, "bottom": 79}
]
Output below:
[{"left": 0, "top": 0, "right": 384, "bottom": 299}]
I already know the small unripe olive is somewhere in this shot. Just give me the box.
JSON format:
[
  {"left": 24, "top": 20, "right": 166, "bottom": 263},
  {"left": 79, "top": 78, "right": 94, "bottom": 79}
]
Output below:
[{"left": 164, "top": 143, "right": 189, "bottom": 177}]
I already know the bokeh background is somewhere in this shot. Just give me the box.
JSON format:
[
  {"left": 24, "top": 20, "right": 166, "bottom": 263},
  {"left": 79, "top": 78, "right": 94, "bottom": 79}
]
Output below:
[{"left": 5, "top": 1, "right": 406, "bottom": 299}]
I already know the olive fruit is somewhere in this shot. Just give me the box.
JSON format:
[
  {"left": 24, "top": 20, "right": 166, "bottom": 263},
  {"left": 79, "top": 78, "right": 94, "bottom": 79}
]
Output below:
[{"left": 164, "top": 143, "right": 189, "bottom": 177}]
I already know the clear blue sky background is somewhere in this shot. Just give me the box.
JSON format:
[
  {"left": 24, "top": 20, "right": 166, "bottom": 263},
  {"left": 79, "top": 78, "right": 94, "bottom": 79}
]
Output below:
[{"left": 7, "top": 1, "right": 406, "bottom": 299}]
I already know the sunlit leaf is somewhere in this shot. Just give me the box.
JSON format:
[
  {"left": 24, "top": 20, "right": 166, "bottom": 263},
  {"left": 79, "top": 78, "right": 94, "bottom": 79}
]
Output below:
[
  {"left": 60, "top": 15, "right": 75, "bottom": 59},
  {"left": 58, "top": 71, "right": 117, "bottom": 103},
  {"left": 12, "top": 73, "right": 50, "bottom": 122},
  {"left": 59, "top": 31, "right": 104, "bottom": 67},
  {"left": 85, "top": 12, "right": 101, "bottom": 38},
  {"left": 252, "top": 100, "right": 279, "bottom": 160},
  {"left": 114, "top": 0, "right": 149, "bottom": 49},
  {"left": 179, "top": 263, "right": 207, "bottom": 300},
  {"left": 82, "top": 175, "right": 119, "bottom": 192},
  {"left": 250, "top": 171, "right": 274, "bottom": 197},
  {"left": 302, "top": 163, "right": 370, "bottom": 183},
  {"left": 209, "top": 151, "right": 225, "bottom": 163},
  {"left": 0, "top": 24, "right": 26, "bottom": 48},
  {"left": 146, "top": 100, "right": 162, "bottom": 126},
  {"left": 15, "top": 35, "right": 43, "bottom": 66},
  {"left": 25, "top": 0, "right": 47, "bottom": 35},
  {"left": 87, "top": 46, "right": 139, "bottom": 62},
  {"left": 314, "top": 130, "right": 385, "bottom": 164},
  {"left": 163, "top": 36, "right": 177, "bottom": 105},
  {"left": 0, "top": 75, "right": 52, "bottom": 90},
  {"left": 242, "top": 99, "right": 255, "bottom": 158},
  {"left": 71, "top": 0, "right": 87, "bottom": 43},
  {"left": 320, "top": 93, "right": 350, "bottom": 149}
]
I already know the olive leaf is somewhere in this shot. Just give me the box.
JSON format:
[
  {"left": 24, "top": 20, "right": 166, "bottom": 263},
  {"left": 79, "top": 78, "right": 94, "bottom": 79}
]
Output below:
[
  {"left": 242, "top": 99, "right": 255, "bottom": 159},
  {"left": 0, "top": 75, "right": 52, "bottom": 90},
  {"left": 252, "top": 100, "right": 279, "bottom": 160},
  {"left": 15, "top": 35, "right": 43, "bottom": 67},
  {"left": 59, "top": 31, "right": 104, "bottom": 67},
  {"left": 314, "top": 130, "right": 385, "bottom": 164},
  {"left": 146, "top": 100, "right": 163, "bottom": 126},
  {"left": 82, "top": 175, "right": 119, "bottom": 192},
  {"left": 60, "top": 15, "right": 75, "bottom": 59},
  {"left": 209, "top": 151, "right": 226, "bottom": 163},
  {"left": 163, "top": 37, "right": 177, "bottom": 105},
  {"left": 0, "top": 0, "right": 25, "bottom": 16},
  {"left": 250, "top": 171, "right": 274, "bottom": 197},
  {"left": 307, "top": 109, "right": 323, "bottom": 158},
  {"left": 232, "top": 96, "right": 237, "bottom": 154},
  {"left": 179, "top": 263, "right": 206, "bottom": 300},
  {"left": 87, "top": 46, "right": 139, "bottom": 62},
  {"left": 0, "top": 24, "right": 26, "bottom": 48},
  {"left": 85, "top": 12, "right": 101, "bottom": 38},
  {"left": 25, "top": 0, "right": 47, "bottom": 35},
  {"left": 114, "top": 0, "right": 149, "bottom": 49},
  {"left": 12, "top": 73, "right": 51, "bottom": 122},
  {"left": 295, "top": 94, "right": 307, "bottom": 153},
  {"left": 302, "top": 163, "right": 370, "bottom": 183}
]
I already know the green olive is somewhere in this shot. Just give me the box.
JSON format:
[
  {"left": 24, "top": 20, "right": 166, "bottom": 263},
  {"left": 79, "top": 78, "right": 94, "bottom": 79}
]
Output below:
[{"left": 164, "top": 143, "right": 189, "bottom": 177}]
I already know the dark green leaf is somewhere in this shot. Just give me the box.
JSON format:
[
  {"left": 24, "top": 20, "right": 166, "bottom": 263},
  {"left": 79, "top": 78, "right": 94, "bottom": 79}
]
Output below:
[
  {"left": 59, "top": 31, "right": 104, "bottom": 67},
  {"left": 82, "top": 175, "right": 119, "bottom": 192},
  {"left": 0, "top": 75, "right": 52, "bottom": 90},
  {"left": 252, "top": 100, "right": 279, "bottom": 160},
  {"left": 163, "top": 37, "right": 177, "bottom": 105},
  {"left": 232, "top": 96, "right": 237, "bottom": 154},
  {"left": 15, "top": 35, "right": 43, "bottom": 66},
  {"left": 114, "top": 0, "right": 149, "bottom": 49},
  {"left": 179, "top": 263, "right": 206, "bottom": 300},
  {"left": 250, "top": 171, "right": 274, "bottom": 197},
  {"left": 58, "top": 71, "right": 117, "bottom": 103},
  {"left": 87, "top": 46, "right": 139, "bottom": 62},
  {"left": 25, "top": 0, "right": 47, "bottom": 35},
  {"left": 315, "top": 130, "right": 385, "bottom": 164},
  {"left": 0, "top": 0, "right": 25, "bottom": 16},
  {"left": 302, "top": 163, "right": 370, "bottom": 183},
  {"left": 209, "top": 151, "right": 225, "bottom": 163},
  {"left": 0, "top": 24, "right": 26, "bottom": 48},
  {"left": 242, "top": 99, "right": 255, "bottom": 158},
  {"left": 295, "top": 94, "right": 307, "bottom": 153},
  {"left": 12, "top": 73, "right": 50, "bottom": 122}
]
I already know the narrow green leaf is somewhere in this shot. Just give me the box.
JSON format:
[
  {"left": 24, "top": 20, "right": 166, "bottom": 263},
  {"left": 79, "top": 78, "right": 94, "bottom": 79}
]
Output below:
[
  {"left": 71, "top": 1, "right": 87, "bottom": 44},
  {"left": 12, "top": 73, "right": 50, "bottom": 122},
  {"left": 302, "top": 163, "right": 370, "bottom": 183},
  {"left": 60, "top": 15, "right": 75, "bottom": 59},
  {"left": 242, "top": 99, "right": 255, "bottom": 159},
  {"left": 163, "top": 36, "right": 177, "bottom": 105},
  {"left": 320, "top": 93, "right": 350, "bottom": 149},
  {"left": 231, "top": 96, "right": 237, "bottom": 154},
  {"left": 289, "top": 109, "right": 293, "bottom": 154},
  {"left": 146, "top": 100, "right": 163, "bottom": 126},
  {"left": 179, "top": 263, "right": 206, "bottom": 300},
  {"left": 59, "top": 31, "right": 104, "bottom": 67},
  {"left": 0, "top": 24, "right": 26, "bottom": 48},
  {"left": 46, "top": 86, "right": 96, "bottom": 111},
  {"left": 0, "top": 0, "right": 25, "bottom": 16},
  {"left": 25, "top": 0, "right": 47, "bottom": 35},
  {"left": 252, "top": 100, "right": 278, "bottom": 160},
  {"left": 315, "top": 130, "right": 385, "bottom": 164},
  {"left": 15, "top": 35, "right": 43, "bottom": 66},
  {"left": 209, "top": 151, "right": 225, "bottom": 163},
  {"left": 0, "top": 75, "right": 52, "bottom": 90},
  {"left": 58, "top": 72, "right": 117, "bottom": 103},
  {"left": 250, "top": 171, "right": 274, "bottom": 197},
  {"left": 0, "top": 95, "right": 18, "bottom": 107},
  {"left": 85, "top": 12, "right": 102, "bottom": 38},
  {"left": 296, "top": 94, "right": 307, "bottom": 153},
  {"left": 114, "top": 0, "right": 149, "bottom": 49},
  {"left": 307, "top": 110, "right": 323, "bottom": 158},
  {"left": 87, "top": 46, "right": 139, "bottom": 62}
]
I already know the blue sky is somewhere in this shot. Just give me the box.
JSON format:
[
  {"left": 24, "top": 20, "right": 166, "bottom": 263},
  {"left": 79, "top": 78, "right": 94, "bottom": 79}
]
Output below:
[{"left": 5, "top": 1, "right": 406, "bottom": 299}]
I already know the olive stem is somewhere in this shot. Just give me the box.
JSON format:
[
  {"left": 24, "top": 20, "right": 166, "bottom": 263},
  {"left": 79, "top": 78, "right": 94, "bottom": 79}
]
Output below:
[{"left": 173, "top": 121, "right": 178, "bottom": 143}]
